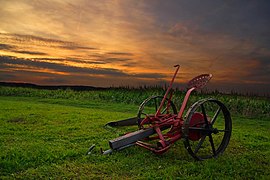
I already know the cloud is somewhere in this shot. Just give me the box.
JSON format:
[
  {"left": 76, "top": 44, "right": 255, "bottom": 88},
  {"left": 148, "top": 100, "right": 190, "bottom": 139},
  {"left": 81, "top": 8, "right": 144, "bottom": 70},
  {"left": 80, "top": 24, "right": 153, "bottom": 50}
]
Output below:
[
  {"left": 0, "top": 56, "right": 126, "bottom": 76},
  {"left": 0, "top": 55, "right": 166, "bottom": 80},
  {"left": 0, "top": 39, "right": 48, "bottom": 56},
  {"left": 0, "top": 69, "right": 70, "bottom": 85},
  {"left": 0, "top": 33, "right": 98, "bottom": 50},
  {"left": 0, "top": 56, "right": 166, "bottom": 82},
  {"left": 32, "top": 57, "right": 65, "bottom": 61},
  {"left": 104, "top": 58, "right": 132, "bottom": 63},
  {"left": 242, "top": 57, "right": 270, "bottom": 84},
  {"left": 132, "top": 73, "right": 166, "bottom": 79},
  {"left": 107, "top": 52, "right": 134, "bottom": 56},
  {"left": 121, "top": 62, "right": 139, "bottom": 67},
  {"left": 0, "top": 43, "right": 14, "bottom": 50},
  {"left": 58, "top": 45, "right": 97, "bottom": 50},
  {"left": 13, "top": 50, "right": 47, "bottom": 55},
  {"left": 0, "top": 33, "right": 136, "bottom": 66},
  {"left": 0, "top": 73, "right": 17, "bottom": 80},
  {"left": 0, "top": 33, "right": 67, "bottom": 46},
  {"left": 65, "top": 58, "right": 107, "bottom": 65}
]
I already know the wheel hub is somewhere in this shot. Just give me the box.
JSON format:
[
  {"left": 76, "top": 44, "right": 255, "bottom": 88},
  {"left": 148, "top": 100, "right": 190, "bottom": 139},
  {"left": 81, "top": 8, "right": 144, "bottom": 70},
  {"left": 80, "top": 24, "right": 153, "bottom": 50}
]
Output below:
[{"left": 188, "top": 112, "right": 205, "bottom": 141}]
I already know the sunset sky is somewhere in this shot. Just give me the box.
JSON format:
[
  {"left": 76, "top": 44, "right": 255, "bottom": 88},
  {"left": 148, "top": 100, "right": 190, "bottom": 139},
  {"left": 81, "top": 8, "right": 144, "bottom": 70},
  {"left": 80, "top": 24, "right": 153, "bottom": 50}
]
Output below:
[{"left": 0, "top": 0, "right": 269, "bottom": 95}]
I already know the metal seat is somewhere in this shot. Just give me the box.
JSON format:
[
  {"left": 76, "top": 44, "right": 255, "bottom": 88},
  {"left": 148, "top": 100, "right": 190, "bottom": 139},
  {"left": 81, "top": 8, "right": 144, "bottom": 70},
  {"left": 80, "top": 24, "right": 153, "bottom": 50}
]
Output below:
[{"left": 187, "top": 74, "right": 212, "bottom": 89}]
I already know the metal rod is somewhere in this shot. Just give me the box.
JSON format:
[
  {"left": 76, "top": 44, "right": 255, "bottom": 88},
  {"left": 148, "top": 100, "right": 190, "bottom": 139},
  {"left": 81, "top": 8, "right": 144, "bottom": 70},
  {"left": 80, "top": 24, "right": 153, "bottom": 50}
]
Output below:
[{"left": 155, "top": 65, "right": 180, "bottom": 117}]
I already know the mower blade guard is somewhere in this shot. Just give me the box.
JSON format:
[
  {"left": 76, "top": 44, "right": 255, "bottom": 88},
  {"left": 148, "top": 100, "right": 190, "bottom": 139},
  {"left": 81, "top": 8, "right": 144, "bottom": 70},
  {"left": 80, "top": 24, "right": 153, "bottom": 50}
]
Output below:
[
  {"left": 109, "top": 128, "right": 155, "bottom": 150},
  {"left": 105, "top": 117, "right": 140, "bottom": 127}
]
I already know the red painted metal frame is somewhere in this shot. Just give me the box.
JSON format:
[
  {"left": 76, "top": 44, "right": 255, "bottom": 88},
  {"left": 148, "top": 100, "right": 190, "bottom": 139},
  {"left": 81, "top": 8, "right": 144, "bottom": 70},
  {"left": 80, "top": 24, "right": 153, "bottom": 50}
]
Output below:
[
  {"left": 136, "top": 64, "right": 206, "bottom": 154},
  {"left": 155, "top": 64, "right": 180, "bottom": 117}
]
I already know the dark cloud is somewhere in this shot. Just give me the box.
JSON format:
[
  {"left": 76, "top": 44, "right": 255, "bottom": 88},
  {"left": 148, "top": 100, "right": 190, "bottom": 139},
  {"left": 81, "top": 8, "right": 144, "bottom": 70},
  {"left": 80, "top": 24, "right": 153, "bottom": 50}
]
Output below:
[
  {"left": 86, "top": 53, "right": 134, "bottom": 63},
  {"left": 0, "top": 35, "right": 49, "bottom": 56},
  {"left": 0, "top": 56, "right": 167, "bottom": 81},
  {"left": 33, "top": 57, "right": 107, "bottom": 66},
  {"left": 0, "top": 33, "right": 98, "bottom": 50},
  {"left": 32, "top": 57, "right": 65, "bottom": 61},
  {"left": 244, "top": 57, "right": 270, "bottom": 83},
  {"left": 0, "top": 69, "right": 70, "bottom": 85},
  {"left": 121, "top": 62, "right": 139, "bottom": 67},
  {"left": 65, "top": 58, "right": 107, "bottom": 65},
  {"left": 91, "top": 54, "right": 104, "bottom": 58},
  {"left": 58, "top": 45, "right": 97, "bottom": 50},
  {"left": 33, "top": 56, "right": 127, "bottom": 65},
  {"left": 0, "top": 70, "right": 164, "bottom": 87},
  {"left": 0, "top": 42, "right": 47, "bottom": 55},
  {"left": 104, "top": 57, "right": 132, "bottom": 63},
  {"left": 0, "top": 73, "right": 17, "bottom": 80},
  {"left": 1, "top": 33, "right": 68, "bottom": 44},
  {"left": 86, "top": 61, "right": 106, "bottom": 65},
  {"left": 1, "top": 69, "right": 54, "bottom": 76},
  {"left": 199, "top": 1, "right": 270, "bottom": 39},
  {"left": 13, "top": 50, "right": 47, "bottom": 55},
  {"left": 132, "top": 73, "right": 166, "bottom": 79},
  {"left": 0, "top": 43, "right": 14, "bottom": 50},
  {"left": 0, "top": 55, "right": 127, "bottom": 76},
  {"left": 107, "top": 52, "right": 133, "bottom": 56}
]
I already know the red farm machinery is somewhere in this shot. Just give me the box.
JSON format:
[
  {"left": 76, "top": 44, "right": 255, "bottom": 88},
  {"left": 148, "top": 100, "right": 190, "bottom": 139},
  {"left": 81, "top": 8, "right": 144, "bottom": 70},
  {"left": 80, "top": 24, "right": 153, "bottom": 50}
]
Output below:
[{"left": 98, "top": 65, "right": 232, "bottom": 160}]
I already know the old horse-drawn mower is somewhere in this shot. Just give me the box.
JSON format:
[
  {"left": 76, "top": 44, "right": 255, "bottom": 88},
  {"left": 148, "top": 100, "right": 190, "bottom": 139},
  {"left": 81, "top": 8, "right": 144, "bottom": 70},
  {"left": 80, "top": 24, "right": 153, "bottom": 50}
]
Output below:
[{"left": 101, "top": 65, "right": 232, "bottom": 160}]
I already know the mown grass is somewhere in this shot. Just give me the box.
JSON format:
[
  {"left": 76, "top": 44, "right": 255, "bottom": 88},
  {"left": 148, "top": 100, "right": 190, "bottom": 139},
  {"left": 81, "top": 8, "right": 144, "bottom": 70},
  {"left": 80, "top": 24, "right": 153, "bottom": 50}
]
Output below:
[{"left": 0, "top": 87, "right": 269, "bottom": 179}]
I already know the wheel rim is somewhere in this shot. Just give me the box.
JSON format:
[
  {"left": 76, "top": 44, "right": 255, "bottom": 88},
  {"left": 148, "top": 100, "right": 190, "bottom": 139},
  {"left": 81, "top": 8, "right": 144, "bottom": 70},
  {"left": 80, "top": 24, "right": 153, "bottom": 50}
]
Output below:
[
  {"left": 137, "top": 95, "right": 177, "bottom": 129},
  {"left": 183, "top": 99, "right": 232, "bottom": 160}
]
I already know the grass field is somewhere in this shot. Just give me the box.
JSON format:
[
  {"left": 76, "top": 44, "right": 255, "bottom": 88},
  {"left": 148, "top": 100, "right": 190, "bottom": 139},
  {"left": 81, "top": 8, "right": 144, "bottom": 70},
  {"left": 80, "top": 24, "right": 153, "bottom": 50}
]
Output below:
[{"left": 0, "top": 87, "right": 269, "bottom": 179}]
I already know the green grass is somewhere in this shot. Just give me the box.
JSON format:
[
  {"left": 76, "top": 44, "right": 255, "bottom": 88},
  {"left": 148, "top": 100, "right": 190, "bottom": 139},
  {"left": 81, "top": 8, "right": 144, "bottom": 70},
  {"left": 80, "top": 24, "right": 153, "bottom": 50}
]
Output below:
[{"left": 0, "top": 88, "right": 269, "bottom": 179}]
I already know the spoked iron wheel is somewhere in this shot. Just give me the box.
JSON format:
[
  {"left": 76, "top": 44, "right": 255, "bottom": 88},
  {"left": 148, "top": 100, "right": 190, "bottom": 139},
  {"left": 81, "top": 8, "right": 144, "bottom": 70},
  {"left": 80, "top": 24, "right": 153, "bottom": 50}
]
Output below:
[
  {"left": 137, "top": 95, "right": 177, "bottom": 129},
  {"left": 183, "top": 99, "right": 232, "bottom": 160}
]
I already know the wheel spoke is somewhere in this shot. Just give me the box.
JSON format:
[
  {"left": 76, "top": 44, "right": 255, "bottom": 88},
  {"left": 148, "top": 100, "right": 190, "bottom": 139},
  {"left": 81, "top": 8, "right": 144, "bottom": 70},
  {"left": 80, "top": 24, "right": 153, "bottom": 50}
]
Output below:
[
  {"left": 211, "top": 107, "right": 221, "bottom": 125},
  {"left": 161, "top": 108, "right": 167, "bottom": 114},
  {"left": 194, "top": 135, "right": 206, "bottom": 154},
  {"left": 200, "top": 104, "right": 209, "bottom": 127},
  {"left": 189, "top": 127, "right": 228, "bottom": 133},
  {"left": 208, "top": 134, "right": 216, "bottom": 156},
  {"left": 217, "top": 129, "right": 229, "bottom": 132},
  {"left": 188, "top": 127, "right": 211, "bottom": 132}
]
